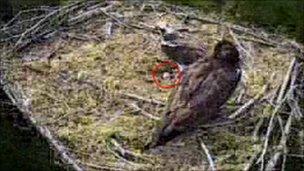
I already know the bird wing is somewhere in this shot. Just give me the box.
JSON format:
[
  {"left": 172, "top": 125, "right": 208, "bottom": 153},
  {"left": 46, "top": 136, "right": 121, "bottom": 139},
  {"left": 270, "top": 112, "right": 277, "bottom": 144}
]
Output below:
[
  {"left": 161, "top": 43, "right": 207, "bottom": 65},
  {"left": 190, "top": 67, "right": 241, "bottom": 110},
  {"left": 169, "top": 66, "right": 241, "bottom": 127},
  {"left": 163, "top": 59, "right": 213, "bottom": 126},
  {"left": 168, "top": 59, "right": 212, "bottom": 112}
]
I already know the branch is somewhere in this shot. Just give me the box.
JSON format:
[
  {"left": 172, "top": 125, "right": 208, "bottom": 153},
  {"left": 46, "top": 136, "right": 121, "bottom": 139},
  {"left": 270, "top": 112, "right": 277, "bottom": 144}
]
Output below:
[
  {"left": 109, "top": 138, "right": 151, "bottom": 163},
  {"left": 13, "top": 10, "right": 58, "bottom": 49},
  {"left": 265, "top": 115, "right": 292, "bottom": 170},
  {"left": 119, "top": 92, "right": 165, "bottom": 106},
  {"left": 1, "top": 8, "right": 50, "bottom": 30},
  {"left": 67, "top": 3, "right": 111, "bottom": 25},
  {"left": 244, "top": 150, "right": 260, "bottom": 171},
  {"left": 229, "top": 84, "right": 268, "bottom": 119},
  {"left": 106, "top": 138, "right": 151, "bottom": 170},
  {"left": 185, "top": 15, "right": 303, "bottom": 52},
  {"left": 198, "top": 138, "right": 216, "bottom": 171},
  {"left": 13, "top": 1, "right": 86, "bottom": 49},
  {"left": 265, "top": 58, "right": 300, "bottom": 170},
  {"left": 243, "top": 117, "right": 264, "bottom": 171},
  {"left": 126, "top": 102, "right": 161, "bottom": 121},
  {"left": 238, "top": 36, "right": 277, "bottom": 47},
  {"left": 258, "top": 58, "right": 296, "bottom": 170},
  {"left": 228, "top": 27, "right": 253, "bottom": 59},
  {"left": 81, "top": 162, "right": 124, "bottom": 171}
]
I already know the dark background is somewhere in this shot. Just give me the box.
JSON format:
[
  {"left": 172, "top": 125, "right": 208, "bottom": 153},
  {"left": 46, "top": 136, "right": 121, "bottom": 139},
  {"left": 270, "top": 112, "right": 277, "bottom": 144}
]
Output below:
[
  {"left": 0, "top": 89, "right": 64, "bottom": 171},
  {"left": 166, "top": 0, "right": 304, "bottom": 43}
]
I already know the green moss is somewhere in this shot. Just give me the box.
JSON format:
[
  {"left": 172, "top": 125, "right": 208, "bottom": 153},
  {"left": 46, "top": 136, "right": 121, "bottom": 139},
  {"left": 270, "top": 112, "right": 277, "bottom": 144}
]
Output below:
[
  {"left": 262, "top": 104, "right": 274, "bottom": 117},
  {"left": 213, "top": 132, "right": 253, "bottom": 152},
  {"left": 211, "top": 131, "right": 256, "bottom": 170}
]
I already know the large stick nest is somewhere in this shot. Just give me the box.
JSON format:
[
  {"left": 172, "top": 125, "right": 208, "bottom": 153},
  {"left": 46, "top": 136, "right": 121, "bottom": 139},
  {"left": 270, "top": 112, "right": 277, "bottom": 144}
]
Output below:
[{"left": 0, "top": 1, "right": 303, "bottom": 170}]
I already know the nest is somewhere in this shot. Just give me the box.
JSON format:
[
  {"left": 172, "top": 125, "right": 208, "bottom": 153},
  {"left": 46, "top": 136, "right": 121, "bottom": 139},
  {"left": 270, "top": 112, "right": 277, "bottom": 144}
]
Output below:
[{"left": 0, "top": 1, "right": 303, "bottom": 170}]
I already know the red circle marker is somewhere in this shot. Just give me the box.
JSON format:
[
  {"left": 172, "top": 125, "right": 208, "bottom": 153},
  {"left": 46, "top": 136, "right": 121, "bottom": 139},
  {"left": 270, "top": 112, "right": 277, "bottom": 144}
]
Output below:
[{"left": 151, "top": 60, "right": 183, "bottom": 89}]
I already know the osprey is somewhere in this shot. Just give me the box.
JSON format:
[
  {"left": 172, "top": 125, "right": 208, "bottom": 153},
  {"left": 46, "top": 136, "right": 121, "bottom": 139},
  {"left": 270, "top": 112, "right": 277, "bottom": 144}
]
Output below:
[
  {"left": 148, "top": 39, "right": 241, "bottom": 148},
  {"left": 161, "top": 31, "right": 208, "bottom": 66}
]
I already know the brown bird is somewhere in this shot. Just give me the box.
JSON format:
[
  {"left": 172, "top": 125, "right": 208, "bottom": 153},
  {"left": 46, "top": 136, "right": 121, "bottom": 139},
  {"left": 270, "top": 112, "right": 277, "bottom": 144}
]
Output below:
[
  {"left": 147, "top": 39, "right": 241, "bottom": 148},
  {"left": 161, "top": 31, "right": 208, "bottom": 66},
  {"left": 161, "top": 42, "right": 207, "bottom": 66}
]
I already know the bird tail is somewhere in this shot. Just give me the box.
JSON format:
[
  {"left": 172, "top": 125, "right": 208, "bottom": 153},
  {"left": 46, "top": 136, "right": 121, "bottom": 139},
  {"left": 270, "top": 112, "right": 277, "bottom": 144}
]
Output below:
[{"left": 145, "top": 124, "right": 183, "bottom": 150}]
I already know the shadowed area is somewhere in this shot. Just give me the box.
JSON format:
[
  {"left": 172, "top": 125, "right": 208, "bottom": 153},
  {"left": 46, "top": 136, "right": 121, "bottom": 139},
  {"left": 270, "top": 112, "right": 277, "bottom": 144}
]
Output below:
[{"left": 0, "top": 89, "right": 64, "bottom": 171}]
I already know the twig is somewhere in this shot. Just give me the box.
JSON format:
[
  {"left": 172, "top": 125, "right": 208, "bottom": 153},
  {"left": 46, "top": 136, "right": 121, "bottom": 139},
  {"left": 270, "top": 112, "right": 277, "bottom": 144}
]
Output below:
[
  {"left": 230, "top": 25, "right": 280, "bottom": 48},
  {"left": 13, "top": 10, "right": 59, "bottom": 49},
  {"left": 282, "top": 147, "right": 287, "bottom": 171},
  {"left": 236, "top": 88, "right": 245, "bottom": 103},
  {"left": 13, "top": 1, "right": 86, "bottom": 49},
  {"left": 107, "top": 148, "right": 142, "bottom": 169},
  {"left": 67, "top": 3, "right": 111, "bottom": 25},
  {"left": 62, "top": 33, "right": 93, "bottom": 41},
  {"left": 244, "top": 150, "right": 261, "bottom": 171},
  {"left": 100, "top": 10, "right": 131, "bottom": 29},
  {"left": 186, "top": 15, "right": 221, "bottom": 25},
  {"left": 109, "top": 139, "right": 151, "bottom": 163},
  {"left": 119, "top": 92, "right": 165, "bottom": 106},
  {"left": 277, "top": 115, "right": 285, "bottom": 135},
  {"left": 1, "top": 15, "right": 45, "bottom": 32},
  {"left": 265, "top": 58, "right": 300, "bottom": 170},
  {"left": 108, "top": 110, "right": 124, "bottom": 123},
  {"left": 265, "top": 115, "right": 292, "bottom": 170},
  {"left": 286, "top": 61, "right": 303, "bottom": 119},
  {"left": 81, "top": 162, "right": 124, "bottom": 171},
  {"left": 198, "top": 138, "right": 216, "bottom": 171},
  {"left": 243, "top": 95, "right": 281, "bottom": 171},
  {"left": 228, "top": 27, "right": 253, "bottom": 59},
  {"left": 277, "top": 58, "right": 296, "bottom": 103},
  {"left": 243, "top": 117, "right": 265, "bottom": 171},
  {"left": 253, "top": 118, "right": 264, "bottom": 141},
  {"left": 285, "top": 153, "right": 304, "bottom": 158},
  {"left": 238, "top": 36, "right": 277, "bottom": 47},
  {"left": 1, "top": 8, "right": 50, "bottom": 30},
  {"left": 229, "top": 84, "right": 268, "bottom": 119},
  {"left": 126, "top": 102, "right": 161, "bottom": 121},
  {"left": 258, "top": 58, "right": 296, "bottom": 170},
  {"left": 106, "top": 139, "right": 151, "bottom": 170},
  {"left": 300, "top": 130, "right": 304, "bottom": 158}
]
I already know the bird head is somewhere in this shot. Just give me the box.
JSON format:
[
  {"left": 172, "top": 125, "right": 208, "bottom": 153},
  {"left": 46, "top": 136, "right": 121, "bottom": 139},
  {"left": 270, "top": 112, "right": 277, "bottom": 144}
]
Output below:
[{"left": 213, "top": 39, "right": 240, "bottom": 64}]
